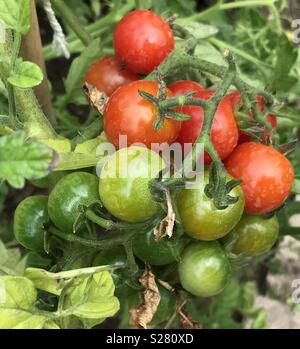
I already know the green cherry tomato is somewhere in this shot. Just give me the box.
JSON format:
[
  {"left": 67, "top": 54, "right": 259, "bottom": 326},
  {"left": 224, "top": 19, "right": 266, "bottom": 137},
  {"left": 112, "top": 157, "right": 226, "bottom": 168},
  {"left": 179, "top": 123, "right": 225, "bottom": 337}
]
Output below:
[
  {"left": 99, "top": 146, "right": 165, "bottom": 223},
  {"left": 178, "top": 241, "right": 231, "bottom": 297},
  {"left": 132, "top": 230, "right": 187, "bottom": 266},
  {"left": 93, "top": 246, "right": 127, "bottom": 287},
  {"left": 48, "top": 172, "right": 99, "bottom": 233},
  {"left": 14, "top": 195, "right": 49, "bottom": 253},
  {"left": 151, "top": 285, "right": 176, "bottom": 325},
  {"left": 231, "top": 214, "right": 279, "bottom": 256},
  {"left": 177, "top": 172, "right": 245, "bottom": 240}
]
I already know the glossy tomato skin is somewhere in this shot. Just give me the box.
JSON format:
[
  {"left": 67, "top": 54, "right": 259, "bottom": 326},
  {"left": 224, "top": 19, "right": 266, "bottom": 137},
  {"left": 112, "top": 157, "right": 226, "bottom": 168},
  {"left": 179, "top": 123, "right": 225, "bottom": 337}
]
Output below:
[
  {"left": 84, "top": 56, "right": 138, "bottom": 96},
  {"left": 132, "top": 230, "right": 187, "bottom": 266},
  {"left": 168, "top": 80, "right": 204, "bottom": 95},
  {"left": 177, "top": 172, "right": 245, "bottom": 241},
  {"left": 99, "top": 146, "right": 165, "bottom": 223},
  {"left": 178, "top": 241, "right": 231, "bottom": 297},
  {"left": 14, "top": 195, "right": 49, "bottom": 253},
  {"left": 225, "top": 142, "right": 294, "bottom": 214},
  {"left": 231, "top": 215, "right": 279, "bottom": 256},
  {"left": 228, "top": 91, "right": 277, "bottom": 143},
  {"left": 114, "top": 10, "right": 174, "bottom": 74},
  {"left": 48, "top": 172, "right": 99, "bottom": 233},
  {"left": 171, "top": 89, "right": 238, "bottom": 164},
  {"left": 104, "top": 80, "right": 181, "bottom": 149},
  {"left": 151, "top": 285, "right": 176, "bottom": 325},
  {"left": 93, "top": 246, "right": 127, "bottom": 287}
]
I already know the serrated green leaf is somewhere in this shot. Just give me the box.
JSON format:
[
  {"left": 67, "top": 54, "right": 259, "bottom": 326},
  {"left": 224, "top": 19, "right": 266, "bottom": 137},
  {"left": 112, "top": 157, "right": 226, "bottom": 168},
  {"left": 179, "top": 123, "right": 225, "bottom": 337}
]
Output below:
[
  {"left": 0, "top": 0, "right": 31, "bottom": 34},
  {"left": 64, "top": 38, "right": 102, "bottom": 104},
  {"left": 0, "top": 132, "right": 54, "bottom": 189},
  {"left": 8, "top": 61, "right": 43, "bottom": 89}
]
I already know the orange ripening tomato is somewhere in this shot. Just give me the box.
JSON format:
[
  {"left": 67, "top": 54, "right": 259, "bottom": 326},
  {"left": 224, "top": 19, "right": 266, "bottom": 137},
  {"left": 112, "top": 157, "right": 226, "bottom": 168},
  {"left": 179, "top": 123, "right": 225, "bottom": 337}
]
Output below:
[{"left": 225, "top": 142, "right": 294, "bottom": 214}]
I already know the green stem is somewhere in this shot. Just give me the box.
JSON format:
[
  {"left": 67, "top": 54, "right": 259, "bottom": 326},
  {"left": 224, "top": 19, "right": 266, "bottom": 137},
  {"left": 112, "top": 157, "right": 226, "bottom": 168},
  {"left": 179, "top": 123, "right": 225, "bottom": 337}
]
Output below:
[
  {"left": 71, "top": 117, "right": 103, "bottom": 147},
  {"left": 185, "top": 0, "right": 277, "bottom": 21},
  {"left": 49, "top": 227, "right": 138, "bottom": 250},
  {"left": 209, "top": 37, "right": 272, "bottom": 69},
  {"left": 51, "top": 0, "right": 92, "bottom": 46}
]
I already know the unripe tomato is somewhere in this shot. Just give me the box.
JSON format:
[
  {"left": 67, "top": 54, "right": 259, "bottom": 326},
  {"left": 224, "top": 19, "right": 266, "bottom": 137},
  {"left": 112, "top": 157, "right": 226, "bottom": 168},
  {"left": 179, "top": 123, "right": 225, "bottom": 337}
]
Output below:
[
  {"left": 178, "top": 241, "right": 231, "bottom": 297},
  {"left": 170, "top": 89, "right": 238, "bottom": 164},
  {"left": 227, "top": 91, "right": 277, "bottom": 144},
  {"left": 132, "top": 230, "right": 187, "bottom": 266},
  {"left": 99, "top": 146, "right": 165, "bottom": 223},
  {"left": 177, "top": 172, "right": 245, "bottom": 241},
  {"left": 225, "top": 142, "right": 294, "bottom": 214},
  {"left": 48, "top": 172, "right": 100, "bottom": 233},
  {"left": 231, "top": 215, "right": 279, "bottom": 256},
  {"left": 104, "top": 80, "right": 181, "bottom": 149},
  {"left": 14, "top": 195, "right": 49, "bottom": 253},
  {"left": 151, "top": 285, "right": 176, "bottom": 325},
  {"left": 93, "top": 246, "right": 127, "bottom": 287},
  {"left": 84, "top": 56, "right": 138, "bottom": 96},
  {"left": 114, "top": 10, "right": 174, "bottom": 74}
]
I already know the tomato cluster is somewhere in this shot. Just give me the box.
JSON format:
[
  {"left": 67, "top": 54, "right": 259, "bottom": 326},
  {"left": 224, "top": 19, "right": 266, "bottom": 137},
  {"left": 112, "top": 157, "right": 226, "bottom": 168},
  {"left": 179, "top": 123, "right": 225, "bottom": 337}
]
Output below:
[{"left": 14, "top": 9, "right": 295, "bottom": 312}]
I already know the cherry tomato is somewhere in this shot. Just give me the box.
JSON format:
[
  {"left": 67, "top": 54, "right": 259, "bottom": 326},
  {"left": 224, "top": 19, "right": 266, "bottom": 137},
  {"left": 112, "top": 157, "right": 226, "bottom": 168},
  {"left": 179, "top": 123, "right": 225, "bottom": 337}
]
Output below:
[
  {"left": 151, "top": 285, "right": 176, "bottom": 325},
  {"left": 14, "top": 195, "right": 49, "bottom": 253},
  {"left": 168, "top": 80, "right": 204, "bottom": 95},
  {"left": 177, "top": 172, "right": 245, "bottom": 240},
  {"left": 225, "top": 142, "right": 294, "bottom": 214},
  {"left": 99, "top": 146, "right": 165, "bottom": 222},
  {"left": 84, "top": 56, "right": 138, "bottom": 96},
  {"left": 104, "top": 80, "right": 181, "bottom": 149},
  {"left": 48, "top": 172, "right": 100, "bottom": 233},
  {"left": 93, "top": 246, "right": 127, "bottom": 287},
  {"left": 114, "top": 10, "right": 174, "bottom": 74},
  {"left": 178, "top": 241, "right": 231, "bottom": 297},
  {"left": 170, "top": 89, "right": 238, "bottom": 164},
  {"left": 231, "top": 215, "right": 279, "bottom": 256},
  {"left": 132, "top": 229, "right": 187, "bottom": 266},
  {"left": 228, "top": 91, "right": 277, "bottom": 143}
]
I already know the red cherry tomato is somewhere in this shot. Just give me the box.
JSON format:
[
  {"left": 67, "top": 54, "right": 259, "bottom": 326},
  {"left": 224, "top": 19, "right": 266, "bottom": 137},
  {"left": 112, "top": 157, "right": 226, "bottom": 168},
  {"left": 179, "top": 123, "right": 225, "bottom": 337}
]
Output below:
[
  {"left": 228, "top": 91, "right": 277, "bottom": 144},
  {"left": 225, "top": 142, "right": 294, "bottom": 214},
  {"left": 113, "top": 10, "right": 174, "bottom": 74},
  {"left": 168, "top": 87, "right": 238, "bottom": 164},
  {"left": 104, "top": 80, "right": 181, "bottom": 149},
  {"left": 168, "top": 80, "right": 204, "bottom": 96},
  {"left": 84, "top": 56, "right": 138, "bottom": 96}
]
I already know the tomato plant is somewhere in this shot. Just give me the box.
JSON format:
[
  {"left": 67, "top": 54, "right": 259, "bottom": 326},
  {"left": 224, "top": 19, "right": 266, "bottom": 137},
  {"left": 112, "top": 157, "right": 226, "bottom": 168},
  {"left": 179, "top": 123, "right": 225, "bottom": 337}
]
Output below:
[
  {"left": 1, "top": 0, "right": 299, "bottom": 330},
  {"left": 178, "top": 241, "right": 231, "bottom": 297},
  {"left": 230, "top": 215, "right": 279, "bottom": 256},
  {"left": 177, "top": 172, "right": 245, "bottom": 240},
  {"left": 113, "top": 10, "right": 174, "bottom": 74},
  {"left": 103, "top": 80, "right": 181, "bottom": 149},
  {"left": 84, "top": 56, "right": 138, "bottom": 96},
  {"left": 99, "top": 146, "right": 164, "bottom": 222},
  {"left": 14, "top": 195, "right": 49, "bottom": 253},
  {"left": 48, "top": 172, "right": 100, "bottom": 232},
  {"left": 225, "top": 142, "right": 294, "bottom": 214}
]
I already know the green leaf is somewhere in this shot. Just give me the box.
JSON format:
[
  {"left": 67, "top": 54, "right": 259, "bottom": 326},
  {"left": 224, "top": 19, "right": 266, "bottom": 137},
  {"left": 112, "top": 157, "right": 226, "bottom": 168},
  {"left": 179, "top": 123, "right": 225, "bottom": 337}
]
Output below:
[
  {"left": 0, "top": 275, "right": 49, "bottom": 329},
  {"left": 176, "top": 20, "right": 218, "bottom": 39},
  {"left": 64, "top": 38, "right": 102, "bottom": 104},
  {"left": 0, "top": 0, "right": 31, "bottom": 34},
  {"left": 63, "top": 271, "right": 119, "bottom": 328},
  {"left": 0, "top": 240, "right": 8, "bottom": 265},
  {"left": 8, "top": 61, "right": 43, "bottom": 89},
  {"left": 0, "top": 132, "right": 54, "bottom": 189},
  {"left": 25, "top": 265, "right": 118, "bottom": 296},
  {"left": 270, "top": 35, "right": 298, "bottom": 92}
]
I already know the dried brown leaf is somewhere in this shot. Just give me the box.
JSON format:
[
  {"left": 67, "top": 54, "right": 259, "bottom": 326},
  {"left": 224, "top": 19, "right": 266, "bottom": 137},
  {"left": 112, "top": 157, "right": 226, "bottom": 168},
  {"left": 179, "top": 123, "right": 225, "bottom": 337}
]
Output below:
[
  {"left": 129, "top": 267, "right": 160, "bottom": 329},
  {"left": 83, "top": 82, "right": 108, "bottom": 114},
  {"left": 154, "top": 190, "right": 175, "bottom": 241}
]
